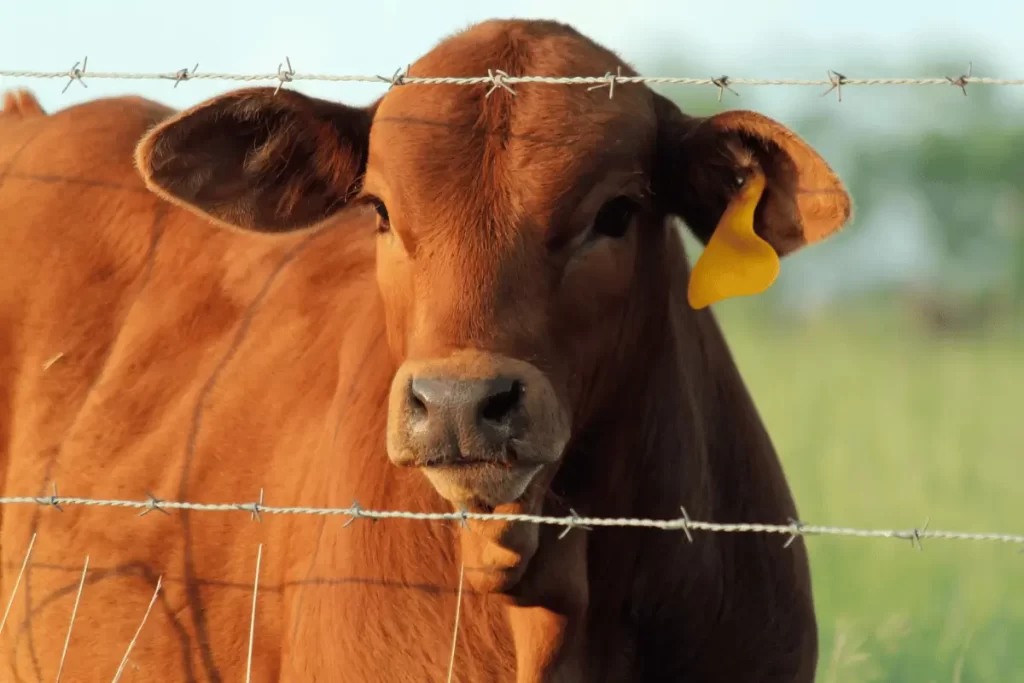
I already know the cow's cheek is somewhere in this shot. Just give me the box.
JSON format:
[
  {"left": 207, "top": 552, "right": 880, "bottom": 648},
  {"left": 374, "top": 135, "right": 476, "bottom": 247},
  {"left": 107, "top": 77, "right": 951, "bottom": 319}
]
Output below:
[
  {"left": 553, "top": 237, "right": 637, "bottom": 417},
  {"left": 375, "top": 238, "right": 416, "bottom": 359}
]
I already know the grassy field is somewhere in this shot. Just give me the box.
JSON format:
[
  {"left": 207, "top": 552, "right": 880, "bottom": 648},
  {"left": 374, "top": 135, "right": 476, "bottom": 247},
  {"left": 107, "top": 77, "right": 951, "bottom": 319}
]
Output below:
[{"left": 714, "top": 300, "right": 1024, "bottom": 683}]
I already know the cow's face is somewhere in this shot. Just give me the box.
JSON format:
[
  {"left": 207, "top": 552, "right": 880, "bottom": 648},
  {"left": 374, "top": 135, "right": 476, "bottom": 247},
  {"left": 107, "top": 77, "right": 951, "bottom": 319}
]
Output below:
[
  {"left": 136, "top": 19, "right": 851, "bottom": 590},
  {"left": 365, "top": 25, "right": 668, "bottom": 520}
]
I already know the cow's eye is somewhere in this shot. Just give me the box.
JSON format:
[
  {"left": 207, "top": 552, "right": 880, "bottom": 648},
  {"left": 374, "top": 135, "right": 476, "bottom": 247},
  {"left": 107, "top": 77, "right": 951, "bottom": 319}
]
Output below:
[
  {"left": 591, "top": 195, "right": 637, "bottom": 240},
  {"left": 370, "top": 198, "right": 390, "bottom": 234}
]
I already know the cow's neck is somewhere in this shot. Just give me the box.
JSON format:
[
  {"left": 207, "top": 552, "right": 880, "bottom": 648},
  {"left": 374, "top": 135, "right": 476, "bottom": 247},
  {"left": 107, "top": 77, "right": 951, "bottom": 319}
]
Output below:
[
  {"left": 554, "top": 225, "right": 718, "bottom": 522},
  {"left": 490, "top": 225, "right": 729, "bottom": 681},
  {"left": 551, "top": 224, "right": 791, "bottom": 679}
]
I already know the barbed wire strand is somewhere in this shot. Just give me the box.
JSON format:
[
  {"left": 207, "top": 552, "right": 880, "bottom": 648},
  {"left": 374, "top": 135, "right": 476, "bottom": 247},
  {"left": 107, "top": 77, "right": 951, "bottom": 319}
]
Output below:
[
  {"left": 110, "top": 576, "right": 163, "bottom": 683},
  {"left": 3, "top": 495, "right": 1021, "bottom": 547},
  {"left": 1, "top": 63, "right": 1022, "bottom": 98}
]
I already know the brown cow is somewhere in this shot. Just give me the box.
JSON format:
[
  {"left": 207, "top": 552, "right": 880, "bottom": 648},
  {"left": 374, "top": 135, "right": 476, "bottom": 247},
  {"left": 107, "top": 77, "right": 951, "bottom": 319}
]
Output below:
[{"left": 0, "top": 18, "right": 851, "bottom": 683}]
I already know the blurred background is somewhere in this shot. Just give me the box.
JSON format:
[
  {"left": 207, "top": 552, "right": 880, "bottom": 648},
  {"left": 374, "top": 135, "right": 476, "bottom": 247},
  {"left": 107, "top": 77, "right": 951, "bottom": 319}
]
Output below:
[{"left": 2, "top": 0, "right": 1022, "bottom": 679}]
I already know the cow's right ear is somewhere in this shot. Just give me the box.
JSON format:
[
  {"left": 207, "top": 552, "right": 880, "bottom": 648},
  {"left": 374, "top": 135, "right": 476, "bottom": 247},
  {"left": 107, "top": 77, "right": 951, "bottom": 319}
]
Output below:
[
  {"left": 135, "top": 87, "right": 376, "bottom": 233},
  {"left": 651, "top": 91, "right": 852, "bottom": 309}
]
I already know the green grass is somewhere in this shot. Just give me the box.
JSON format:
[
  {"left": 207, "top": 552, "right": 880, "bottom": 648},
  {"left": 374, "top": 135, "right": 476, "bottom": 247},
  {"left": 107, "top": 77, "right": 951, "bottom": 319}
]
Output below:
[{"left": 714, "top": 300, "right": 1024, "bottom": 683}]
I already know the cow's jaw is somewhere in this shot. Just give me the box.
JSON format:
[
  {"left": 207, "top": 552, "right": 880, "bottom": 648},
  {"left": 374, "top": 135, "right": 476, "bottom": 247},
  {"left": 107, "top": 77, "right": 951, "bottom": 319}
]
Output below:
[
  {"left": 452, "top": 462, "right": 560, "bottom": 593},
  {"left": 424, "top": 439, "right": 565, "bottom": 593}
]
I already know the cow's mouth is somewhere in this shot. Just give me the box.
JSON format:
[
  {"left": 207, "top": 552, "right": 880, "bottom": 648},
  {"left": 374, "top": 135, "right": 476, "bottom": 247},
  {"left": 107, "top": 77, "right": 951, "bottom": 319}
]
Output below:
[{"left": 420, "top": 459, "right": 546, "bottom": 510}]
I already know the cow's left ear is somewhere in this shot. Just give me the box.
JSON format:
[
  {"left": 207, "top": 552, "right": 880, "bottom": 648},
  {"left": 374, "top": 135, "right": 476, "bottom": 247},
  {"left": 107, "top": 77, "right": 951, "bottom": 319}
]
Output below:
[
  {"left": 135, "top": 87, "right": 377, "bottom": 233},
  {"left": 651, "top": 92, "right": 852, "bottom": 309}
]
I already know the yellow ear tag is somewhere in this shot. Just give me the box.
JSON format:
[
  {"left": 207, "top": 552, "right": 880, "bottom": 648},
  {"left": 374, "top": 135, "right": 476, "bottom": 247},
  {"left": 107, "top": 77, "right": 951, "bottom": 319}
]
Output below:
[{"left": 687, "top": 170, "right": 780, "bottom": 310}]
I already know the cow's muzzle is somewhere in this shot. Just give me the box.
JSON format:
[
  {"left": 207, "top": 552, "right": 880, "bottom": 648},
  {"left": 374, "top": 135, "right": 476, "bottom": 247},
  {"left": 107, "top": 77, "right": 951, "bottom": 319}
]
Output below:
[{"left": 386, "top": 350, "right": 570, "bottom": 509}]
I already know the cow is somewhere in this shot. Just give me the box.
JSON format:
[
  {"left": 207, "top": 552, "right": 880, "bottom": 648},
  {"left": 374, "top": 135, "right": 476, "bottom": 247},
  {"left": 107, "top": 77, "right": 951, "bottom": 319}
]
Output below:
[{"left": 0, "top": 18, "right": 852, "bottom": 683}]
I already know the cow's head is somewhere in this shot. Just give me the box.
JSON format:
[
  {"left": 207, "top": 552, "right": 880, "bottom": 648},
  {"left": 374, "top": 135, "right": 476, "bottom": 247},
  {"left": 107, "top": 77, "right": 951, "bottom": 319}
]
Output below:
[{"left": 136, "top": 19, "right": 851, "bottom": 591}]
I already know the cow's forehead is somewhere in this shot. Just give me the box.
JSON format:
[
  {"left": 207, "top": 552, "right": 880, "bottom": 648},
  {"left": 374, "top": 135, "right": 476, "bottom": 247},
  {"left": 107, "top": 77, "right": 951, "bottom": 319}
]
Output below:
[
  {"left": 369, "top": 83, "right": 653, "bottom": 174},
  {"left": 367, "top": 88, "right": 654, "bottom": 239},
  {"left": 363, "top": 20, "right": 658, "bottom": 239}
]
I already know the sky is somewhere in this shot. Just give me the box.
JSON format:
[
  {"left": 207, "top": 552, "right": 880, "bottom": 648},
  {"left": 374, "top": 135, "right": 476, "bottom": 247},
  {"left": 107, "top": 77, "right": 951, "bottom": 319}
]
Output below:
[
  {"left": 2, "top": 0, "right": 1021, "bottom": 112},
  {"left": 2, "top": 0, "right": 1022, "bottom": 310}
]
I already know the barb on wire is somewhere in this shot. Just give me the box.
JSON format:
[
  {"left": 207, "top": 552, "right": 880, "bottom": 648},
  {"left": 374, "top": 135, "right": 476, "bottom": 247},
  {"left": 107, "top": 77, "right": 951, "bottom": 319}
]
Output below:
[
  {"left": 485, "top": 69, "right": 516, "bottom": 98},
  {"left": 678, "top": 506, "right": 694, "bottom": 543},
  {"left": 161, "top": 63, "right": 199, "bottom": 88},
  {"left": 911, "top": 517, "right": 930, "bottom": 551},
  {"left": 274, "top": 57, "right": 294, "bottom": 95},
  {"left": 4, "top": 65, "right": 1021, "bottom": 94},
  {"left": 375, "top": 66, "right": 408, "bottom": 90},
  {"left": 947, "top": 61, "right": 972, "bottom": 96},
  {"left": 34, "top": 482, "right": 63, "bottom": 511},
  {"left": 342, "top": 499, "right": 365, "bottom": 528},
  {"left": 587, "top": 66, "right": 622, "bottom": 99},
  {"left": 712, "top": 75, "right": 739, "bottom": 101},
  {"left": 557, "top": 507, "right": 593, "bottom": 540},
  {"left": 248, "top": 488, "right": 265, "bottom": 523},
  {"left": 823, "top": 71, "right": 847, "bottom": 102},
  {"left": 0, "top": 493, "right": 1021, "bottom": 547},
  {"left": 456, "top": 506, "right": 471, "bottom": 530},
  {"left": 61, "top": 57, "right": 87, "bottom": 94},
  {"left": 138, "top": 490, "right": 169, "bottom": 517},
  {"left": 784, "top": 518, "right": 806, "bottom": 548}
]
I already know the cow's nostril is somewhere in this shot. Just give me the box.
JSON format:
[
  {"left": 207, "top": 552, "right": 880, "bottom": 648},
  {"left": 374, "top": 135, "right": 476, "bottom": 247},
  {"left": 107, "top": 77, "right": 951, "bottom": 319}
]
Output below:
[
  {"left": 479, "top": 379, "right": 523, "bottom": 424},
  {"left": 407, "top": 380, "right": 428, "bottom": 417}
]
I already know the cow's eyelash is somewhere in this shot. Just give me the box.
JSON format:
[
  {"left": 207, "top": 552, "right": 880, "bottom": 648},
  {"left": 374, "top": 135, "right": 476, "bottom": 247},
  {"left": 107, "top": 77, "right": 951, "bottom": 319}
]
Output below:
[{"left": 355, "top": 195, "right": 391, "bottom": 233}]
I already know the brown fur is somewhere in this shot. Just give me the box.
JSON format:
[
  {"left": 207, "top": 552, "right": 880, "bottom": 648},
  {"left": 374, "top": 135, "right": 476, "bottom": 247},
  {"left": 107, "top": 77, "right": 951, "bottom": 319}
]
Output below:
[
  {"left": 0, "top": 19, "right": 851, "bottom": 682},
  {"left": 0, "top": 90, "right": 46, "bottom": 119}
]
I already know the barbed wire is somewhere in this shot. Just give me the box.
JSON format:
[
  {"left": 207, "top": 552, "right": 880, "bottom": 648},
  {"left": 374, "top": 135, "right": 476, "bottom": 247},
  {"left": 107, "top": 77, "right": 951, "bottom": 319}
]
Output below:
[
  {"left": 1, "top": 58, "right": 1021, "bottom": 100},
  {"left": 1, "top": 492, "right": 1021, "bottom": 548}
]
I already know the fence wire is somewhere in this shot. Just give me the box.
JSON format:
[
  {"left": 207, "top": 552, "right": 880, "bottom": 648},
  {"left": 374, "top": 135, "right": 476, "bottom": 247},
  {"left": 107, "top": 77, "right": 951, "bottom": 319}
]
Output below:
[
  {"left": 0, "top": 494, "right": 1021, "bottom": 548},
  {"left": 1, "top": 59, "right": 1022, "bottom": 99}
]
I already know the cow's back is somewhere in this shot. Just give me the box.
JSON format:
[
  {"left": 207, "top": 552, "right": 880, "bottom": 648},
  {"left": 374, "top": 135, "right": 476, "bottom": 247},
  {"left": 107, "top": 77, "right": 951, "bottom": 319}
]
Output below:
[
  {"left": 0, "top": 94, "right": 390, "bottom": 681},
  {"left": 0, "top": 96, "right": 174, "bottom": 563}
]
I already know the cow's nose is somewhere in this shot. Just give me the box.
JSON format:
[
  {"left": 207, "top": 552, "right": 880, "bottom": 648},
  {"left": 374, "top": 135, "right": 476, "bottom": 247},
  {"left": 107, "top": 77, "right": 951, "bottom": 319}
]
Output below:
[{"left": 403, "top": 376, "right": 525, "bottom": 464}]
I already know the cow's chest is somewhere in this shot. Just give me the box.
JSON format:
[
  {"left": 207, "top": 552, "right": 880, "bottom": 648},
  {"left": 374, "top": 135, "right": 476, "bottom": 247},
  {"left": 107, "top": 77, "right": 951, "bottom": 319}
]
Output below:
[
  {"left": 279, "top": 524, "right": 517, "bottom": 682},
  {"left": 276, "top": 526, "right": 637, "bottom": 683}
]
